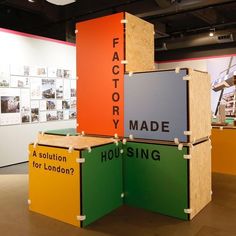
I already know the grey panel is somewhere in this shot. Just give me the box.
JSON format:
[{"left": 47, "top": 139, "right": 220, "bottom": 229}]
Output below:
[{"left": 124, "top": 69, "right": 188, "bottom": 142}]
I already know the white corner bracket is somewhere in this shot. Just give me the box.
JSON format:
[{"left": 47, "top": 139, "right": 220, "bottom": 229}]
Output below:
[
  {"left": 129, "top": 134, "right": 134, "bottom": 140},
  {"left": 122, "top": 138, "right": 127, "bottom": 145},
  {"left": 128, "top": 71, "right": 133, "bottom": 77},
  {"left": 175, "top": 67, "right": 180, "bottom": 73},
  {"left": 220, "top": 126, "right": 223, "bottom": 131},
  {"left": 87, "top": 146, "right": 92, "bottom": 153},
  {"left": 76, "top": 76, "right": 79, "bottom": 80},
  {"left": 68, "top": 146, "right": 74, "bottom": 153},
  {"left": 184, "top": 208, "right": 192, "bottom": 214},
  {"left": 28, "top": 199, "right": 31, "bottom": 205},
  {"left": 121, "top": 193, "right": 125, "bottom": 198},
  {"left": 33, "top": 141, "right": 37, "bottom": 149},
  {"left": 121, "top": 19, "right": 128, "bottom": 24},
  {"left": 184, "top": 131, "right": 192, "bottom": 136},
  {"left": 41, "top": 131, "right": 45, "bottom": 136},
  {"left": 121, "top": 60, "right": 128, "bottom": 65},
  {"left": 183, "top": 155, "right": 191, "bottom": 160},
  {"left": 178, "top": 143, "right": 183, "bottom": 151},
  {"left": 120, "top": 149, "right": 124, "bottom": 154},
  {"left": 114, "top": 140, "right": 119, "bottom": 146},
  {"left": 66, "top": 133, "right": 70, "bottom": 137},
  {"left": 174, "top": 138, "right": 179, "bottom": 145},
  {"left": 75, "top": 29, "right": 78, "bottom": 34},
  {"left": 81, "top": 131, "right": 85, "bottom": 136},
  {"left": 76, "top": 215, "right": 86, "bottom": 221},
  {"left": 76, "top": 123, "right": 79, "bottom": 127},
  {"left": 76, "top": 158, "right": 85, "bottom": 164},
  {"left": 114, "top": 133, "right": 118, "bottom": 139},
  {"left": 183, "top": 75, "right": 191, "bottom": 81}
]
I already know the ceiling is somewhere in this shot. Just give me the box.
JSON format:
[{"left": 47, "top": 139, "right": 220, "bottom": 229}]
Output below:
[{"left": 1, "top": 0, "right": 236, "bottom": 57}]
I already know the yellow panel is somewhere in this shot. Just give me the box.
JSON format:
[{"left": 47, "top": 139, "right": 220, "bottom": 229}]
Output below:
[
  {"left": 28, "top": 144, "right": 81, "bottom": 227},
  {"left": 212, "top": 127, "right": 236, "bottom": 175}
]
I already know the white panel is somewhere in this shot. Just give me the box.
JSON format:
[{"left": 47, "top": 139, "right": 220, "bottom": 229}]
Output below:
[{"left": 0, "top": 29, "right": 76, "bottom": 166}]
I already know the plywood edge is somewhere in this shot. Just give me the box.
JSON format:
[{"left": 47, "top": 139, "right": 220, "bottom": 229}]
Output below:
[
  {"left": 36, "top": 134, "right": 116, "bottom": 150},
  {"left": 189, "top": 139, "right": 212, "bottom": 219},
  {"left": 125, "top": 12, "right": 154, "bottom": 73},
  {"left": 188, "top": 69, "right": 211, "bottom": 142}
]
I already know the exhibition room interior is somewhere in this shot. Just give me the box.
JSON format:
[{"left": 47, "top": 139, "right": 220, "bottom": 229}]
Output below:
[{"left": 1, "top": 0, "right": 236, "bottom": 235}]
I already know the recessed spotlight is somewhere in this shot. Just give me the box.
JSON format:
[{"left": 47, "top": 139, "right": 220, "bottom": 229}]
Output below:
[
  {"left": 28, "top": 0, "right": 35, "bottom": 2},
  {"left": 209, "top": 28, "right": 215, "bottom": 37}
]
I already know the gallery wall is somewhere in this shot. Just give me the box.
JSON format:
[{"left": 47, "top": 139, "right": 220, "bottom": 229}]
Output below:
[{"left": 0, "top": 28, "right": 76, "bottom": 167}]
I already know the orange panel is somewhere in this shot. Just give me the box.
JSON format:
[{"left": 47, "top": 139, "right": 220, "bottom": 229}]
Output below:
[
  {"left": 76, "top": 13, "right": 124, "bottom": 137},
  {"left": 212, "top": 128, "right": 236, "bottom": 175}
]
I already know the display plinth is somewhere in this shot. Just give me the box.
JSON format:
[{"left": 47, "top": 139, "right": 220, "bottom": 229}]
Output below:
[
  {"left": 76, "top": 12, "right": 154, "bottom": 137},
  {"left": 125, "top": 68, "right": 211, "bottom": 143},
  {"left": 124, "top": 139, "right": 211, "bottom": 220},
  {"left": 29, "top": 134, "right": 123, "bottom": 227}
]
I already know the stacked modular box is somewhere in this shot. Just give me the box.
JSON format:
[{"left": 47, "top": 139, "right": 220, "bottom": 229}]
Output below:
[{"left": 29, "top": 12, "right": 212, "bottom": 227}]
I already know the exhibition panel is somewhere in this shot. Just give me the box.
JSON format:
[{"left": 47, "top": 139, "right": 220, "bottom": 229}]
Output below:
[
  {"left": 211, "top": 127, "right": 236, "bottom": 175},
  {"left": 76, "top": 12, "right": 154, "bottom": 137},
  {"left": 123, "top": 141, "right": 189, "bottom": 220}
]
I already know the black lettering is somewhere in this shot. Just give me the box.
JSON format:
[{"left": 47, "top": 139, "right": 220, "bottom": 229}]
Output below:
[
  {"left": 162, "top": 121, "right": 170, "bottom": 132},
  {"left": 101, "top": 151, "right": 107, "bottom": 162},
  {"left": 129, "top": 120, "right": 138, "bottom": 130},
  {"left": 151, "top": 150, "right": 160, "bottom": 161},
  {"left": 33, "top": 150, "right": 37, "bottom": 157},
  {"left": 113, "top": 119, "right": 119, "bottom": 129},
  {"left": 127, "top": 147, "right": 133, "bottom": 157},
  {"left": 141, "top": 149, "right": 149, "bottom": 159},
  {"left": 140, "top": 121, "right": 148, "bottom": 131},
  {"left": 112, "top": 92, "right": 120, "bottom": 102},
  {"left": 113, "top": 106, "right": 119, "bottom": 115},
  {"left": 112, "top": 78, "right": 119, "bottom": 88},
  {"left": 112, "top": 52, "right": 120, "bottom": 61},
  {"left": 151, "top": 121, "right": 159, "bottom": 131},
  {"left": 112, "top": 65, "right": 119, "bottom": 75},
  {"left": 114, "top": 148, "right": 120, "bottom": 158},
  {"left": 108, "top": 150, "right": 113, "bottom": 160},
  {"left": 113, "top": 38, "right": 119, "bottom": 48}
]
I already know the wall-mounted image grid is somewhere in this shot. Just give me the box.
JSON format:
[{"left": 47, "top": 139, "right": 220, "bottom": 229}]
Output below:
[{"left": 0, "top": 64, "right": 76, "bottom": 126}]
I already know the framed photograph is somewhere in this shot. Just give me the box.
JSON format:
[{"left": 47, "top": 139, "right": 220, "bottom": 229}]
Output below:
[
  {"left": 62, "top": 100, "right": 70, "bottom": 109},
  {"left": 31, "top": 78, "right": 42, "bottom": 99},
  {"left": 10, "top": 76, "right": 30, "bottom": 88},
  {"left": 42, "top": 79, "right": 56, "bottom": 99},
  {"left": 46, "top": 111, "right": 58, "bottom": 121},
  {"left": 56, "top": 79, "right": 63, "bottom": 99},
  {"left": 70, "top": 98, "right": 76, "bottom": 109},
  {"left": 70, "top": 79, "right": 76, "bottom": 97},
  {"left": 0, "top": 64, "right": 10, "bottom": 87},
  {"left": 1, "top": 96, "right": 20, "bottom": 113},
  {"left": 69, "top": 110, "right": 76, "bottom": 119},
  {"left": 46, "top": 100, "right": 56, "bottom": 110},
  {"left": 31, "top": 101, "right": 39, "bottom": 123},
  {"left": 57, "top": 111, "right": 63, "bottom": 120}
]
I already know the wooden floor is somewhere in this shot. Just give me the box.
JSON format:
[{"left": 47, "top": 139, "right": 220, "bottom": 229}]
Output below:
[{"left": 0, "top": 163, "right": 236, "bottom": 236}]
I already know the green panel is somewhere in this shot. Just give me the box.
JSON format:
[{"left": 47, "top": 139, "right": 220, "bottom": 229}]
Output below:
[
  {"left": 44, "top": 128, "right": 77, "bottom": 136},
  {"left": 81, "top": 143, "right": 123, "bottom": 227},
  {"left": 124, "top": 142, "right": 188, "bottom": 220}
]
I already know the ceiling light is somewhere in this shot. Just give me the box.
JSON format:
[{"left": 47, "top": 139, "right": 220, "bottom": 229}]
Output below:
[
  {"left": 46, "top": 0, "right": 76, "bottom": 5},
  {"left": 28, "top": 0, "right": 35, "bottom": 2},
  {"left": 209, "top": 28, "right": 215, "bottom": 37}
]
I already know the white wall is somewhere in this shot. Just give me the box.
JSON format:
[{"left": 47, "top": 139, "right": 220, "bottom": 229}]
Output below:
[
  {"left": 157, "top": 59, "right": 207, "bottom": 71},
  {"left": 0, "top": 29, "right": 76, "bottom": 167}
]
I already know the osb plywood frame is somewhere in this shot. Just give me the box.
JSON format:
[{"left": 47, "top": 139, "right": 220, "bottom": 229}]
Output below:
[
  {"left": 37, "top": 134, "right": 115, "bottom": 150},
  {"left": 125, "top": 12, "right": 154, "bottom": 73},
  {"left": 188, "top": 69, "right": 211, "bottom": 142},
  {"left": 190, "top": 140, "right": 211, "bottom": 219}
]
